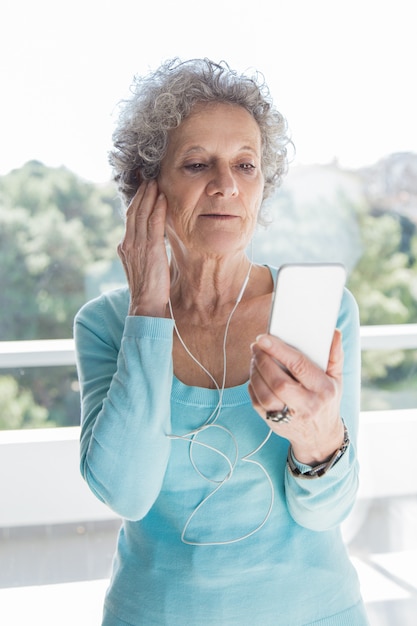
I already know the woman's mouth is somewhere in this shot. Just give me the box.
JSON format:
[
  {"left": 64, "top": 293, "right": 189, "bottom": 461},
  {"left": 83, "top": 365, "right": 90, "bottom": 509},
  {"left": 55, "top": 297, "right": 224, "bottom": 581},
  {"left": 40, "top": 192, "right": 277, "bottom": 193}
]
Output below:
[{"left": 199, "top": 214, "right": 238, "bottom": 220}]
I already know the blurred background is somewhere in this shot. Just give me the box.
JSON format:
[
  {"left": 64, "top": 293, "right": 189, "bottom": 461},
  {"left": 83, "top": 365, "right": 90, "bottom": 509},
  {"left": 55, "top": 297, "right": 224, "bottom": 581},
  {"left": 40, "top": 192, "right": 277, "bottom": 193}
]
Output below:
[{"left": 0, "top": 0, "right": 416, "bottom": 624}]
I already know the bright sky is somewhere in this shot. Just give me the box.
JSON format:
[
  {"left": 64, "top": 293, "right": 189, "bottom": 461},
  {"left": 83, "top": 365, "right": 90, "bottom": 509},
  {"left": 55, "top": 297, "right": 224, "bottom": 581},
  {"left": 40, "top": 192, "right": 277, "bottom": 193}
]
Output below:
[{"left": 1, "top": 0, "right": 416, "bottom": 183}]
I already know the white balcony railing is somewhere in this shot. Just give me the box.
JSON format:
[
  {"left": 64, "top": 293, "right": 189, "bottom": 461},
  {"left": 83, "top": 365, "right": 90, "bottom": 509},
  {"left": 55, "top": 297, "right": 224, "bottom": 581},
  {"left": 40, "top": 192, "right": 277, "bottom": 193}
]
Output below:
[
  {"left": 0, "top": 324, "right": 417, "bottom": 368},
  {"left": 0, "top": 325, "right": 416, "bottom": 529}
]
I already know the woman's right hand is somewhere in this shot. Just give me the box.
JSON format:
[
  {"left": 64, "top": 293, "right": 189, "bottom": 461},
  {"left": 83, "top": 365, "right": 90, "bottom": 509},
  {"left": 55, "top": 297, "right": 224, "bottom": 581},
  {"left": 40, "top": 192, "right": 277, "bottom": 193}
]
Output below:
[{"left": 118, "top": 180, "right": 170, "bottom": 317}]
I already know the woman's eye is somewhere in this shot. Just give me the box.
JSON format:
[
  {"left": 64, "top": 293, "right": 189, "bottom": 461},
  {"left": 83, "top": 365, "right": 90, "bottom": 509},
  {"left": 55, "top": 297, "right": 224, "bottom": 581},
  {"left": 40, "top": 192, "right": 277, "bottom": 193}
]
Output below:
[
  {"left": 239, "top": 163, "right": 256, "bottom": 171},
  {"left": 185, "top": 163, "right": 206, "bottom": 171}
]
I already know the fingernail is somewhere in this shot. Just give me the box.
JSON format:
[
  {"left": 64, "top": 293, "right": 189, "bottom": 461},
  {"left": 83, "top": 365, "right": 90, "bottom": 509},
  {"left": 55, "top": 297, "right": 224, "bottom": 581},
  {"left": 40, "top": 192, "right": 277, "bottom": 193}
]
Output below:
[{"left": 256, "top": 335, "right": 272, "bottom": 348}]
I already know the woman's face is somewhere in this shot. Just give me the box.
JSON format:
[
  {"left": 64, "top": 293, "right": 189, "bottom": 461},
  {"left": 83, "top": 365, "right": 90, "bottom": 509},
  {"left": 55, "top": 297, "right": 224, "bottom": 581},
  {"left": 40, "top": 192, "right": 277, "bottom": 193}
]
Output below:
[{"left": 158, "top": 102, "right": 264, "bottom": 258}]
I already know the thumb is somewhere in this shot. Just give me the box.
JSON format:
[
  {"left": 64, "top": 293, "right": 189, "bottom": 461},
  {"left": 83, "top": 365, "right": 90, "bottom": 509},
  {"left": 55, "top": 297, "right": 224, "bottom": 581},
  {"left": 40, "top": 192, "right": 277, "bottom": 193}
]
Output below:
[{"left": 326, "top": 329, "right": 344, "bottom": 380}]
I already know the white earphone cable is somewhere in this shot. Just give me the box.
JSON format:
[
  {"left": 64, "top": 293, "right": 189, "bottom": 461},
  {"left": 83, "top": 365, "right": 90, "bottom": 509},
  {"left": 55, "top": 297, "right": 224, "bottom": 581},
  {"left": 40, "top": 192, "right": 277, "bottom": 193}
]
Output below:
[{"left": 167, "top": 256, "right": 275, "bottom": 545}]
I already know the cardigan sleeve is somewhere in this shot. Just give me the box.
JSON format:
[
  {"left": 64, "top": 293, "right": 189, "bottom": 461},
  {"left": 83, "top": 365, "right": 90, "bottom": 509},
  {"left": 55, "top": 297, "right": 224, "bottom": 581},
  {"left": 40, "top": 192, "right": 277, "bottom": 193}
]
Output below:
[
  {"left": 74, "top": 293, "right": 175, "bottom": 521},
  {"left": 284, "top": 288, "right": 362, "bottom": 531}
]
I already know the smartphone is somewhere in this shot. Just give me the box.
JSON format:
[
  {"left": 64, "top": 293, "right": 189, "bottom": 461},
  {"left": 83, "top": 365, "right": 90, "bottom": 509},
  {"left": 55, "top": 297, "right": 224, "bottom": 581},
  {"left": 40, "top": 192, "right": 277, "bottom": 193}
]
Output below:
[{"left": 268, "top": 263, "right": 346, "bottom": 370}]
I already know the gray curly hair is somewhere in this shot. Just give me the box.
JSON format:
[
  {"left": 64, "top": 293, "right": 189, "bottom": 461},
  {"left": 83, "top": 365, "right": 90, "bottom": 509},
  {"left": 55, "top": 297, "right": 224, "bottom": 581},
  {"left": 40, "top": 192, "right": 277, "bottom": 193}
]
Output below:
[{"left": 109, "top": 58, "right": 292, "bottom": 215}]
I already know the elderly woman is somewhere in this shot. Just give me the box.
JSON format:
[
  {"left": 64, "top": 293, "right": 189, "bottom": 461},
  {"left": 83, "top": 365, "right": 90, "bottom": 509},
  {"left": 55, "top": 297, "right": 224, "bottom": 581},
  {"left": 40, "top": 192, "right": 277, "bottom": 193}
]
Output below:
[{"left": 74, "top": 59, "right": 368, "bottom": 625}]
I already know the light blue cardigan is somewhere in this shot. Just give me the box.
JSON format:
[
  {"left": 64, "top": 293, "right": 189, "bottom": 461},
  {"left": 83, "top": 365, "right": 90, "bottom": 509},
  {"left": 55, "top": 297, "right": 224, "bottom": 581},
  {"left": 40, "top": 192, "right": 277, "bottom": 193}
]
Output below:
[{"left": 74, "top": 268, "right": 369, "bottom": 625}]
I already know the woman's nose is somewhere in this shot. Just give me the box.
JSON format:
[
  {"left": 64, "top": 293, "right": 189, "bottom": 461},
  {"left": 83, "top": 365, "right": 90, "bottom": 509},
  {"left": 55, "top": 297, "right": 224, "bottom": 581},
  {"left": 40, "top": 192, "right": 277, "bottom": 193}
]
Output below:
[{"left": 206, "top": 165, "right": 238, "bottom": 197}]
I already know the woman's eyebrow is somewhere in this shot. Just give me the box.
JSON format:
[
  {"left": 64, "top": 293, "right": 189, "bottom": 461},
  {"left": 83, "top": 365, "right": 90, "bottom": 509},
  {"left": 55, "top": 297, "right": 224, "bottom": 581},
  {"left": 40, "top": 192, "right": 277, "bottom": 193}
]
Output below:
[
  {"left": 181, "top": 146, "right": 208, "bottom": 156},
  {"left": 180, "top": 144, "right": 260, "bottom": 157}
]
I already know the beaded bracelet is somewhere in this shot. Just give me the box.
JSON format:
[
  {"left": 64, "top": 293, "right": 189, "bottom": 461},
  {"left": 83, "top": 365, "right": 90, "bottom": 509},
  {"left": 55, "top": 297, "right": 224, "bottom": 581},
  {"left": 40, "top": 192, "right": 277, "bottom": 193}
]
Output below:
[{"left": 287, "top": 425, "right": 350, "bottom": 479}]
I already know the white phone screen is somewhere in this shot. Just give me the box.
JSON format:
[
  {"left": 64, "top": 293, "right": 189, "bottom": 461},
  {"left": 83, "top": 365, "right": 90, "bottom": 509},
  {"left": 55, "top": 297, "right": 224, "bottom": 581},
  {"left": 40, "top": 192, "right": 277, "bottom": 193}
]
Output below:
[{"left": 268, "top": 263, "right": 346, "bottom": 370}]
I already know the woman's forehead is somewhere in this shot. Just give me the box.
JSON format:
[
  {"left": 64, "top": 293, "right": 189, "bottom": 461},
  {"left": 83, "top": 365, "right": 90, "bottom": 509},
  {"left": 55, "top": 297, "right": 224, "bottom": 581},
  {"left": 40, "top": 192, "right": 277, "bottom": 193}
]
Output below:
[{"left": 166, "top": 102, "right": 261, "bottom": 156}]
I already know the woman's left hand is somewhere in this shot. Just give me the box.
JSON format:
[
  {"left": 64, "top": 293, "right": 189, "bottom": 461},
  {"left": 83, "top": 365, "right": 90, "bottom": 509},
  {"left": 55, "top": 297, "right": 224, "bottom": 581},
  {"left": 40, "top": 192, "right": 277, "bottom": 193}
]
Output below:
[{"left": 248, "top": 330, "right": 345, "bottom": 465}]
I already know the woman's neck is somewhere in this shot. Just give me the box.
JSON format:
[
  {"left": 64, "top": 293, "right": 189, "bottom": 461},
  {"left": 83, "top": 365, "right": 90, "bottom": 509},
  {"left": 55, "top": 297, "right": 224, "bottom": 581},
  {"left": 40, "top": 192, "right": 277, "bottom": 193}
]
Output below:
[{"left": 169, "top": 252, "right": 254, "bottom": 320}]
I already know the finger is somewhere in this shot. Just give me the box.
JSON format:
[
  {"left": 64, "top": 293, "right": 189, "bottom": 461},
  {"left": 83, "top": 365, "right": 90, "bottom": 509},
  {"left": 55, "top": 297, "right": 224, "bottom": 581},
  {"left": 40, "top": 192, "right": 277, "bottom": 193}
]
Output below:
[
  {"left": 247, "top": 382, "right": 260, "bottom": 413},
  {"left": 247, "top": 381, "right": 273, "bottom": 418},
  {"left": 254, "top": 334, "right": 327, "bottom": 392},
  {"left": 248, "top": 378, "right": 292, "bottom": 431},
  {"left": 125, "top": 181, "right": 148, "bottom": 219},
  {"left": 119, "top": 191, "right": 167, "bottom": 276},
  {"left": 251, "top": 336, "right": 337, "bottom": 419},
  {"left": 326, "top": 329, "right": 344, "bottom": 380},
  {"left": 123, "top": 183, "right": 149, "bottom": 247},
  {"left": 251, "top": 341, "right": 332, "bottom": 422},
  {"left": 147, "top": 192, "right": 167, "bottom": 240},
  {"left": 249, "top": 348, "right": 292, "bottom": 412},
  {"left": 124, "top": 180, "right": 159, "bottom": 245}
]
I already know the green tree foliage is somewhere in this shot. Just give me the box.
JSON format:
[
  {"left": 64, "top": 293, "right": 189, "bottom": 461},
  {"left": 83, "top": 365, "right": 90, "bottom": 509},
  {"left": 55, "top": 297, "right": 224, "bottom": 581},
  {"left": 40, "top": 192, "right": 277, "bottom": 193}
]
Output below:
[
  {"left": 347, "top": 212, "right": 417, "bottom": 385},
  {"left": 0, "top": 161, "right": 124, "bottom": 429},
  {"left": 0, "top": 159, "right": 416, "bottom": 427},
  {"left": 0, "top": 160, "right": 123, "bottom": 340},
  {"left": 348, "top": 213, "right": 417, "bottom": 326},
  {"left": 0, "top": 376, "right": 50, "bottom": 429}
]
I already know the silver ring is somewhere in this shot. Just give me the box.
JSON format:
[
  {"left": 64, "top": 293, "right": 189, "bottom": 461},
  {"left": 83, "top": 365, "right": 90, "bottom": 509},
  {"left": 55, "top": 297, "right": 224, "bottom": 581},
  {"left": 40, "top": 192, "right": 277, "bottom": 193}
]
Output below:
[{"left": 266, "top": 405, "right": 292, "bottom": 424}]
